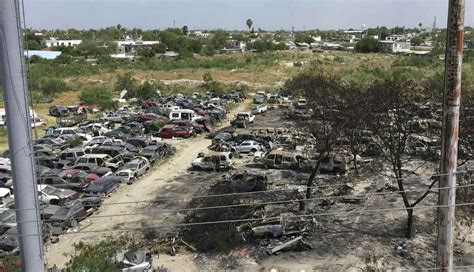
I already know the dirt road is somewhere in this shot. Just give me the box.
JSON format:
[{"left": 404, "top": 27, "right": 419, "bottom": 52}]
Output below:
[{"left": 45, "top": 100, "right": 250, "bottom": 269}]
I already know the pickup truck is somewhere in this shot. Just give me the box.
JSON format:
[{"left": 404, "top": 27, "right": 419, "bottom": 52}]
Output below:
[{"left": 230, "top": 112, "right": 255, "bottom": 128}]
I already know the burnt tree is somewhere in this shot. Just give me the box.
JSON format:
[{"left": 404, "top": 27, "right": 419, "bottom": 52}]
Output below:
[{"left": 365, "top": 79, "right": 438, "bottom": 239}]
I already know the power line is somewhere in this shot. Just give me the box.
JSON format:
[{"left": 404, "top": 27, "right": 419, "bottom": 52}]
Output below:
[
  {"left": 6, "top": 202, "right": 474, "bottom": 238},
  {"left": 6, "top": 181, "right": 474, "bottom": 215},
  {"left": 7, "top": 171, "right": 470, "bottom": 212},
  {"left": 7, "top": 182, "right": 474, "bottom": 225}
]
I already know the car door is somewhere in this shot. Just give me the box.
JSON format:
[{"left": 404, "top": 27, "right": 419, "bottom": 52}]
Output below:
[{"left": 240, "top": 142, "right": 252, "bottom": 153}]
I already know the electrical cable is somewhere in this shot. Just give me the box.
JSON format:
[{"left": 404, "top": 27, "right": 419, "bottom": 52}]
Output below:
[
  {"left": 5, "top": 202, "right": 474, "bottom": 238},
  {"left": 6, "top": 183, "right": 474, "bottom": 225}
]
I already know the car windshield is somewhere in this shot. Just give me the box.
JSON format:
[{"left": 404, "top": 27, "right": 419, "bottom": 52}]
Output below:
[
  {"left": 141, "top": 149, "right": 154, "bottom": 155},
  {"left": 125, "top": 163, "right": 138, "bottom": 170},
  {"left": 42, "top": 186, "right": 58, "bottom": 195},
  {"left": 89, "top": 183, "right": 104, "bottom": 190},
  {"left": 54, "top": 207, "right": 71, "bottom": 217},
  {"left": 125, "top": 251, "right": 146, "bottom": 264}
]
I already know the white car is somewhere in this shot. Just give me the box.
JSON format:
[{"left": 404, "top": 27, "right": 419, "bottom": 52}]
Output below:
[
  {"left": 115, "top": 250, "right": 152, "bottom": 272},
  {"left": 231, "top": 140, "right": 265, "bottom": 153},
  {"left": 116, "top": 169, "right": 136, "bottom": 185},
  {"left": 235, "top": 112, "right": 255, "bottom": 123},
  {"left": 251, "top": 104, "right": 268, "bottom": 114},
  {"left": 192, "top": 152, "right": 233, "bottom": 171},
  {"left": 37, "top": 184, "right": 77, "bottom": 205},
  {"left": 53, "top": 127, "right": 93, "bottom": 142}
]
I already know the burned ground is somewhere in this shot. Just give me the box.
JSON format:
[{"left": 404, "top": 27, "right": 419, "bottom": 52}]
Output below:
[{"left": 131, "top": 105, "right": 473, "bottom": 270}]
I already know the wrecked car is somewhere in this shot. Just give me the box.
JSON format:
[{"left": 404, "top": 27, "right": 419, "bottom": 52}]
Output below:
[
  {"left": 115, "top": 250, "right": 152, "bottom": 272},
  {"left": 192, "top": 152, "right": 233, "bottom": 171}
]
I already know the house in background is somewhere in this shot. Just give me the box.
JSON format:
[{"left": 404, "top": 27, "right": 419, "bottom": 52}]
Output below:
[
  {"left": 116, "top": 37, "right": 161, "bottom": 55},
  {"left": 341, "top": 34, "right": 357, "bottom": 43},
  {"left": 379, "top": 40, "right": 411, "bottom": 53},
  {"left": 385, "top": 35, "right": 405, "bottom": 42},
  {"left": 42, "top": 37, "right": 82, "bottom": 47}
]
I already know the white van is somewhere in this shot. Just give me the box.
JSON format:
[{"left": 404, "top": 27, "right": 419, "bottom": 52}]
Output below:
[
  {"left": 0, "top": 108, "right": 38, "bottom": 127},
  {"left": 169, "top": 109, "right": 200, "bottom": 122}
]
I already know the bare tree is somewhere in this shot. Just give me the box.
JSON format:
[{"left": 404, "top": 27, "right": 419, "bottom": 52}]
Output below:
[
  {"left": 287, "top": 72, "right": 352, "bottom": 209},
  {"left": 365, "top": 79, "right": 438, "bottom": 238}
]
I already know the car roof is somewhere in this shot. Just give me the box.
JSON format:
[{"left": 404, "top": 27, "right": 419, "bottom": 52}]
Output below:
[{"left": 80, "top": 154, "right": 110, "bottom": 158}]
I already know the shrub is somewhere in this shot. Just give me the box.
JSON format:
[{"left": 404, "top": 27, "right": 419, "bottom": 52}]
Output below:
[
  {"left": 355, "top": 38, "right": 380, "bottom": 53},
  {"left": 41, "top": 78, "right": 69, "bottom": 97},
  {"left": 65, "top": 238, "right": 121, "bottom": 272},
  {"left": 79, "top": 87, "right": 117, "bottom": 110}
]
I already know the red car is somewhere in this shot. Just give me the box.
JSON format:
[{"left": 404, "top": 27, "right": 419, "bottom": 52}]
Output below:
[
  {"left": 169, "top": 120, "right": 205, "bottom": 133},
  {"left": 192, "top": 108, "right": 207, "bottom": 117},
  {"left": 159, "top": 124, "right": 195, "bottom": 138}
]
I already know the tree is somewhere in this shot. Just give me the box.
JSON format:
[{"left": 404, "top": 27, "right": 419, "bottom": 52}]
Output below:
[
  {"left": 65, "top": 238, "right": 121, "bottom": 271},
  {"left": 411, "top": 36, "right": 423, "bottom": 46},
  {"left": 182, "top": 25, "right": 189, "bottom": 35},
  {"left": 115, "top": 72, "right": 138, "bottom": 98},
  {"left": 136, "top": 81, "right": 157, "bottom": 100},
  {"left": 80, "top": 86, "right": 117, "bottom": 110},
  {"left": 418, "top": 22, "right": 423, "bottom": 28},
  {"left": 295, "top": 33, "right": 313, "bottom": 44},
  {"left": 246, "top": 19, "right": 253, "bottom": 32},
  {"left": 41, "top": 78, "right": 69, "bottom": 97},
  {"left": 355, "top": 37, "right": 380, "bottom": 53},
  {"left": 286, "top": 71, "right": 352, "bottom": 208},
  {"left": 116, "top": 24, "right": 122, "bottom": 30},
  {"left": 365, "top": 79, "right": 437, "bottom": 239}
]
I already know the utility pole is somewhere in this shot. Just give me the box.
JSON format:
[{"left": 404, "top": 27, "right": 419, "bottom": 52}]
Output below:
[
  {"left": 437, "top": 0, "right": 465, "bottom": 271},
  {"left": 0, "top": 1, "right": 44, "bottom": 271}
]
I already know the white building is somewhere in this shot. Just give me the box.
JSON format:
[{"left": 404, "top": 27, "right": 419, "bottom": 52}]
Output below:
[
  {"left": 192, "top": 31, "right": 211, "bottom": 38},
  {"left": 312, "top": 36, "right": 322, "bottom": 42},
  {"left": 341, "top": 34, "right": 357, "bottom": 43},
  {"left": 379, "top": 40, "right": 411, "bottom": 53},
  {"left": 116, "top": 39, "right": 161, "bottom": 55},
  {"left": 385, "top": 35, "right": 405, "bottom": 42},
  {"left": 43, "top": 38, "right": 82, "bottom": 47}
]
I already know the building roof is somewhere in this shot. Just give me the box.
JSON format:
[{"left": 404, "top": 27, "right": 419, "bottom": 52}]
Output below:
[{"left": 24, "top": 50, "right": 61, "bottom": 59}]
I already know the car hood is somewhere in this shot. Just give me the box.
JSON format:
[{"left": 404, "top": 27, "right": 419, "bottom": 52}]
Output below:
[{"left": 53, "top": 189, "right": 76, "bottom": 198}]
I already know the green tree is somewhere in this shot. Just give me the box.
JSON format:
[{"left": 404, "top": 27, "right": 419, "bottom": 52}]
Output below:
[
  {"left": 182, "top": 25, "right": 189, "bottom": 35},
  {"left": 295, "top": 33, "right": 313, "bottom": 44},
  {"left": 355, "top": 37, "right": 380, "bottom": 53},
  {"left": 41, "top": 78, "right": 69, "bottom": 97},
  {"left": 65, "top": 239, "right": 120, "bottom": 271},
  {"left": 115, "top": 72, "right": 138, "bottom": 97},
  {"left": 80, "top": 86, "right": 117, "bottom": 110},
  {"left": 246, "top": 19, "right": 253, "bottom": 32},
  {"left": 411, "top": 36, "right": 423, "bottom": 46},
  {"left": 137, "top": 81, "right": 157, "bottom": 100}
]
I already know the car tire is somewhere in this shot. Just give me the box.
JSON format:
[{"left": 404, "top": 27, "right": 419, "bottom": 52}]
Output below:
[
  {"left": 70, "top": 219, "right": 78, "bottom": 229},
  {"left": 251, "top": 148, "right": 257, "bottom": 153}
]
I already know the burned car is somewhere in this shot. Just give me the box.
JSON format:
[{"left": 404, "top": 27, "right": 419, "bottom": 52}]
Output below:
[{"left": 49, "top": 197, "right": 101, "bottom": 230}]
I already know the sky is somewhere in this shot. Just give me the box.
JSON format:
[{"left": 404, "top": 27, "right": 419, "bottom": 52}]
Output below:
[{"left": 25, "top": 0, "right": 474, "bottom": 31}]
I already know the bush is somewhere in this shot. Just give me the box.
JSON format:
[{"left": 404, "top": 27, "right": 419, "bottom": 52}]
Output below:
[
  {"left": 79, "top": 87, "right": 117, "bottom": 110},
  {"left": 65, "top": 238, "right": 121, "bottom": 272},
  {"left": 355, "top": 38, "right": 380, "bottom": 53},
  {"left": 41, "top": 78, "right": 69, "bottom": 97}
]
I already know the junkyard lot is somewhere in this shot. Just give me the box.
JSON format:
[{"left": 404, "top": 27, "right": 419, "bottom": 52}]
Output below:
[
  {"left": 45, "top": 102, "right": 473, "bottom": 270},
  {"left": 44, "top": 100, "right": 251, "bottom": 269}
]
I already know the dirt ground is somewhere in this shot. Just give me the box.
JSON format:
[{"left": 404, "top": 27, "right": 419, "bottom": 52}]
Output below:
[
  {"left": 44, "top": 100, "right": 251, "bottom": 269},
  {"left": 45, "top": 102, "right": 473, "bottom": 271}
]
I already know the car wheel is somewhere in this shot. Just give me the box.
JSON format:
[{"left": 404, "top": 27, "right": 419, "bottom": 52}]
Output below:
[
  {"left": 251, "top": 148, "right": 257, "bottom": 153},
  {"left": 70, "top": 219, "right": 78, "bottom": 229}
]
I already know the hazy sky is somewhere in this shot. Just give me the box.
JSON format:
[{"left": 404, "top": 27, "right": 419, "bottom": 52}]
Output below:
[{"left": 25, "top": 0, "right": 474, "bottom": 31}]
